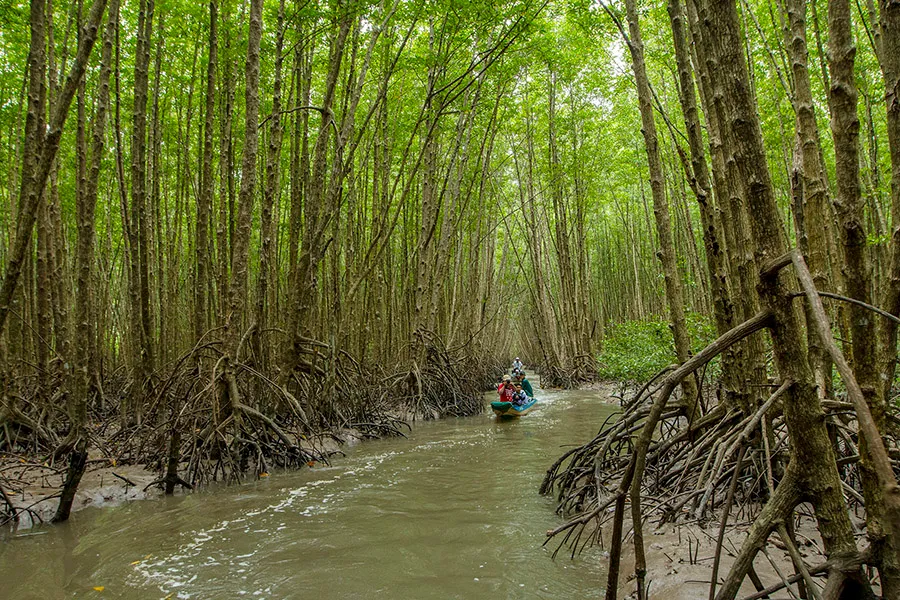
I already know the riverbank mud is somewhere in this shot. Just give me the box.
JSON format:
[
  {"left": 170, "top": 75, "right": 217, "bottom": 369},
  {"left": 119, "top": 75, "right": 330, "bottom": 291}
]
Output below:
[
  {"left": 607, "top": 513, "right": 835, "bottom": 599},
  {"left": 560, "top": 380, "right": 877, "bottom": 599},
  {"left": 1, "top": 429, "right": 356, "bottom": 530}
]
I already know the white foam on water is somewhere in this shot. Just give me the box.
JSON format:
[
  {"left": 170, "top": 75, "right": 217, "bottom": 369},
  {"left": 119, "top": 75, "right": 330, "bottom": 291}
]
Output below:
[{"left": 133, "top": 449, "right": 406, "bottom": 597}]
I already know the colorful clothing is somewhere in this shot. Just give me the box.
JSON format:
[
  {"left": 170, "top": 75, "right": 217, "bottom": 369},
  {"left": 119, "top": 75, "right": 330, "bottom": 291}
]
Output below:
[{"left": 519, "top": 378, "right": 534, "bottom": 397}]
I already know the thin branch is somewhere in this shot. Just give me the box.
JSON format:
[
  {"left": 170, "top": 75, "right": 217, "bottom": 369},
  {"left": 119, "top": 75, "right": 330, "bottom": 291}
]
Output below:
[
  {"left": 258, "top": 104, "right": 327, "bottom": 129},
  {"left": 789, "top": 290, "right": 900, "bottom": 326}
]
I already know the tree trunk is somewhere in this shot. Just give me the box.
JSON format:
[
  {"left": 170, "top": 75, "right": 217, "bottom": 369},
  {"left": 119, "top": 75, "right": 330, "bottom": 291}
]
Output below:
[
  {"left": 826, "top": 0, "right": 898, "bottom": 591},
  {"left": 128, "top": 0, "right": 155, "bottom": 424},
  {"left": 224, "top": 0, "right": 263, "bottom": 362},
  {"left": 667, "top": 0, "right": 737, "bottom": 403},
  {"left": 284, "top": 32, "right": 312, "bottom": 370},
  {"left": 415, "top": 22, "right": 441, "bottom": 336},
  {"left": 195, "top": 0, "right": 217, "bottom": 346},
  {"left": 690, "top": 0, "right": 862, "bottom": 596},
  {"left": 71, "top": 0, "right": 118, "bottom": 445},
  {"left": 255, "top": 0, "right": 285, "bottom": 370},
  {"left": 282, "top": 8, "right": 350, "bottom": 376},
  {"left": 216, "top": 11, "right": 235, "bottom": 321},
  {"left": 784, "top": 0, "right": 834, "bottom": 394},
  {"left": 685, "top": 0, "right": 764, "bottom": 417},
  {"left": 0, "top": 0, "right": 108, "bottom": 341},
  {"left": 622, "top": 0, "right": 698, "bottom": 415},
  {"left": 548, "top": 70, "right": 580, "bottom": 368},
  {"left": 876, "top": 0, "right": 900, "bottom": 402}
]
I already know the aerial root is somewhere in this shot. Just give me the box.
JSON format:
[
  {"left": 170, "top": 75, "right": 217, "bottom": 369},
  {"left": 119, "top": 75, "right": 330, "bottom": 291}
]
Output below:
[
  {"left": 0, "top": 480, "right": 19, "bottom": 528},
  {"left": 386, "top": 329, "right": 488, "bottom": 420},
  {"left": 541, "top": 307, "right": 897, "bottom": 599},
  {"left": 539, "top": 353, "right": 602, "bottom": 389},
  {"left": 2, "top": 324, "right": 491, "bottom": 511},
  {"left": 0, "top": 398, "right": 58, "bottom": 452}
]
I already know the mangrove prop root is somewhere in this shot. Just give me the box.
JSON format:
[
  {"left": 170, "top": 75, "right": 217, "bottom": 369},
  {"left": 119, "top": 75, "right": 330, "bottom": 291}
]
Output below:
[
  {"left": 0, "top": 480, "right": 19, "bottom": 527},
  {"left": 542, "top": 305, "right": 900, "bottom": 598},
  {"left": 51, "top": 439, "right": 88, "bottom": 523},
  {"left": 710, "top": 444, "right": 747, "bottom": 600},
  {"left": 2, "top": 325, "right": 487, "bottom": 512}
]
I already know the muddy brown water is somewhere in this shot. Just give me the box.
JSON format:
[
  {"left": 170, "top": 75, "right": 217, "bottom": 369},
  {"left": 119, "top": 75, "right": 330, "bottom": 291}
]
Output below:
[{"left": 1, "top": 382, "right": 618, "bottom": 599}]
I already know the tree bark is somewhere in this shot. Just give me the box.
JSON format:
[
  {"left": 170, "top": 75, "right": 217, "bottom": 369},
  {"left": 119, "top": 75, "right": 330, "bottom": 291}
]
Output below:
[
  {"left": 688, "top": 0, "right": 862, "bottom": 596},
  {"left": 548, "top": 70, "right": 581, "bottom": 368},
  {"left": 826, "top": 0, "right": 898, "bottom": 591},
  {"left": 284, "top": 31, "right": 312, "bottom": 369},
  {"left": 195, "top": 0, "right": 217, "bottom": 346},
  {"left": 876, "top": 0, "right": 900, "bottom": 403},
  {"left": 415, "top": 21, "right": 441, "bottom": 336},
  {"left": 784, "top": 0, "right": 834, "bottom": 393},
  {"left": 255, "top": 0, "right": 285, "bottom": 369},
  {"left": 224, "top": 0, "right": 263, "bottom": 361},
  {"left": 667, "top": 0, "right": 737, "bottom": 401},
  {"left": 282, "top": 7, "right": 351, "bottom": 376},
  {"left": 685, "top": 0, "right": 766, "bottom": 417},
  {"left": 0, "top": 0, "right": 108, "bottom": 341},
  {"left": 621, "top": 0, "right": 699, "bottom": 415},
  {"left": 71, "top": 0, "right": 119, "bottom": 442},
  {"left": 128, "top": 0, "right": 155, "bottom": 423}
]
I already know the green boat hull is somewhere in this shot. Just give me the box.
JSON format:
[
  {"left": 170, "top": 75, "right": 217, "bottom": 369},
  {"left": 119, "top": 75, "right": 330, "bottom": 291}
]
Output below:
[{"left": 491, "top": 398, "right": 536, "bottom": 417}]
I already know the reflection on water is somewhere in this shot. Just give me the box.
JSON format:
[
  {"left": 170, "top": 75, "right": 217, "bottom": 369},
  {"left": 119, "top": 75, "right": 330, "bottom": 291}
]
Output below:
[{"left": 0, "top": 382, "right": 617, "bottom": 599}]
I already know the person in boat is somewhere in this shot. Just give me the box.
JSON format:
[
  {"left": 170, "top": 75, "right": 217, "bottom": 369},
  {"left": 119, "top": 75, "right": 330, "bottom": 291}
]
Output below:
[
  {"left": 512, "top": 357, "right": 524, "bottom": 372},
  {"left": 514, "top": 370, "right": 534, "bottom": 398},
  {"left": 497, "top": 375, "right": 515, "bottom": 403},
  {"left": 512, "top": 383, "right": 528, "bottom": 406}
]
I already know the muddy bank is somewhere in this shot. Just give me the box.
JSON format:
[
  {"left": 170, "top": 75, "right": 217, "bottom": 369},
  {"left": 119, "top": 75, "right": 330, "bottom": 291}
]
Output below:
[
  {"left": 2, "top": 367, "right": 495, "bottom": 532},
  {"left": 575, "top": 380, "right": 628, "bottom": 402},
  {"left": 1, "top": 368, "right": 501, "bottom": 530},
  {"left": 562, "top": 379, "right": 873, "bottom": 598},
  {"left": 604, "top": 513, "right": 833, "bottom": 599},
  {"left": 1, "top": 429, "right": 360, "bottom": 530},
  {"left": 1, "top": 458, "right": 160, "bottom": 529}
]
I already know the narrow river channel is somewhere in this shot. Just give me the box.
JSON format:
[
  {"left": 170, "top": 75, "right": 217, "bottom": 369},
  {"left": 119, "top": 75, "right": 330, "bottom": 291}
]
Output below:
[{"left": 1, "top": 382, "right": 617, "bottom": 599}]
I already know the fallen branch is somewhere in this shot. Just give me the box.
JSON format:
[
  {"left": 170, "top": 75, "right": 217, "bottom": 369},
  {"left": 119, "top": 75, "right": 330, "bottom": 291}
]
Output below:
[{"left": 111, "top": 472, "right": 137, "bottom": 487}]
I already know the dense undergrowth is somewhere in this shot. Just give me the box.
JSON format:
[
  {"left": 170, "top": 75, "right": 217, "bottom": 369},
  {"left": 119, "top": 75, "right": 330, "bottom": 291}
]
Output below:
[{"left": 597, "top": 312, "right": 717, "bottom": 383}]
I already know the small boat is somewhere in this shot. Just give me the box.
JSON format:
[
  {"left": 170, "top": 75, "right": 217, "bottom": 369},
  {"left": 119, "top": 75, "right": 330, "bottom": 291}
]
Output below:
[{"left": 491, "top": 397, "right": 536, "bottom": 417}]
